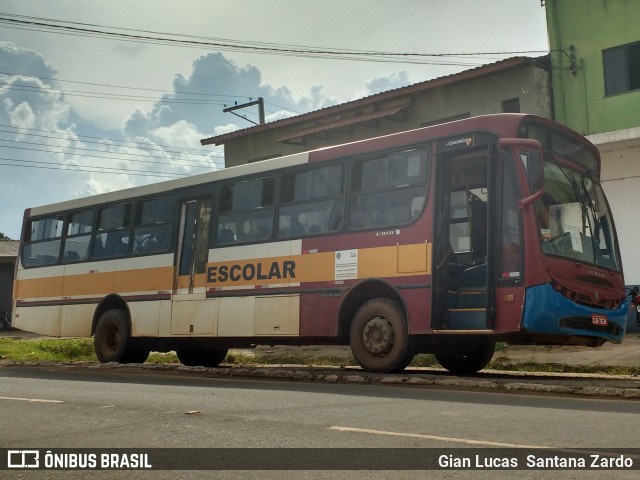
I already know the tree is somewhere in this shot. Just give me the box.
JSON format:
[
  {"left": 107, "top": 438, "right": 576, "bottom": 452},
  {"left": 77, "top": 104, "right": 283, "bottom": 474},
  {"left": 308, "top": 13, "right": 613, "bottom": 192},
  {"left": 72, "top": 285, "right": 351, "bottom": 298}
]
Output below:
[{"left": 0, "top": 231, "right": 13, "bottom": 241}]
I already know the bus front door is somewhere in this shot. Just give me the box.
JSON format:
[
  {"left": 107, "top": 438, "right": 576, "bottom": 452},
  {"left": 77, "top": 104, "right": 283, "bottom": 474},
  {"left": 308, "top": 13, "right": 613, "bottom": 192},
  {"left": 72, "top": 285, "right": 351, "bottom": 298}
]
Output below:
[
  {"left": 432, "top": 146, "right": 495, "bottom": 331},
  {"left": 171, "top": 197, "right": 217, "bottom": 335}
]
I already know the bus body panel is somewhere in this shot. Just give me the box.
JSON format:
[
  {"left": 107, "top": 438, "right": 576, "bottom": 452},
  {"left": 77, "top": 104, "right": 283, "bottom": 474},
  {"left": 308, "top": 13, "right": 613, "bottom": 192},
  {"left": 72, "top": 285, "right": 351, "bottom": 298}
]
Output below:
[
  {"left": 494, "top": 286, "right": 526, "bottom": 332},
  {"left": 14, "top": 264, "right": 64, "bottom": 336}
]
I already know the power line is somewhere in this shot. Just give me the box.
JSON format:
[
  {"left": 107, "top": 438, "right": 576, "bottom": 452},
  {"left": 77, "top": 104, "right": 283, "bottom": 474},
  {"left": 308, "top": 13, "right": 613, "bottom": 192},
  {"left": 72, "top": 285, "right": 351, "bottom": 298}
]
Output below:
[
  {"left": 0, "top": 80, "right": 231, "bottom": 105},
  {"left": 0, "top": 70, "right": 300, "bottom": 120},
  {"left": 0, "top": 69, "right": 250, "bottom": 100},
  {"left": 0, "top": 13, "right": 549, "bottom": 65},
  {"left": 0, "top": 122, "right": 226, "bottom": 177},
  {"left": 0, "top": 129, "right": 223, "bottom": 165},
  {"left": 0, "top": 139, "right": 219, "bottom": 169},
  {"left": 0, "top": 156, "right": 186, "bottom": 178},
  {"left": 0, "top": 123, "right": 223, "bottom": 159}
]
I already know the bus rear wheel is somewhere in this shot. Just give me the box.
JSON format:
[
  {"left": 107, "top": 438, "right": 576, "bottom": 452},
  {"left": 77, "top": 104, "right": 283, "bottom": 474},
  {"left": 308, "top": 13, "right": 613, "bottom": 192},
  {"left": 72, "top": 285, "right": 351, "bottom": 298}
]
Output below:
[
  {"left": 176, "top": 345, "right": 228, "bottom": 367},
  {"left": 94, "top": 309, "right": 149, "bottom": 364},
  {"left": 435, "top": 338, "right": 495, "bottom": 374},
  {"left": 349, "top": 299, "right": 414, "bottom": 373}
]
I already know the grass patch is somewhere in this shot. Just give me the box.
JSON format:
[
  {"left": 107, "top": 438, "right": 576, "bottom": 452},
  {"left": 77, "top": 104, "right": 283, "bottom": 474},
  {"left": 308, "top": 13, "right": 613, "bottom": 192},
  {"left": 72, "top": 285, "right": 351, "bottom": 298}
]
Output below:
[
  {"left": 147, "top": 352, "right": 178, "bottom": 364},
  {"left": 0, "top": 337, "right": 97, "bottom": 362},
  {"left": 488, "top": 359, "right": 640, "bottom": 376},
  {"left": 224, "top": 351, "right": 357, "bottom": 367},
  {"left": 410, "top": 354, "right": 439, "bottom": 368}
]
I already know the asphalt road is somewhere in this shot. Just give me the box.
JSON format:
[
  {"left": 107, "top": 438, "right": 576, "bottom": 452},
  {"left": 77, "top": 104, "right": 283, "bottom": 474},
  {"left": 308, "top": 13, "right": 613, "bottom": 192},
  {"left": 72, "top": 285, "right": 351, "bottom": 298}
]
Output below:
[{"left": 1, "top": 366, "right": 639, "bottom": 479}]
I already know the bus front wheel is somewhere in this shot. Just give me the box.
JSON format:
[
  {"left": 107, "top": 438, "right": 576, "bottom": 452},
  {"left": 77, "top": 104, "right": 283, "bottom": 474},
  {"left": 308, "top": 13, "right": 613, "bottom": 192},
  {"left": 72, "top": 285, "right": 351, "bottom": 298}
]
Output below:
[
  {"left": 435, "top": 338, "right": 495, "bottom": 374},
  {"left": 350, "top": 299, "right": 414, "bottom": 373},
  {"left": 94, "top": 309, "right": 149, "bottom": 363}
]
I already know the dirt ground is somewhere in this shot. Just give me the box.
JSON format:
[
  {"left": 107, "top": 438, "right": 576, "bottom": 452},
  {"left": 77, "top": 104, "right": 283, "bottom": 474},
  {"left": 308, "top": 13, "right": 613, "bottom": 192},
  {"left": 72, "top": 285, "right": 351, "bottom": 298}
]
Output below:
[{"left": 242, "top": 333, "right": 640, "bottom": 368}]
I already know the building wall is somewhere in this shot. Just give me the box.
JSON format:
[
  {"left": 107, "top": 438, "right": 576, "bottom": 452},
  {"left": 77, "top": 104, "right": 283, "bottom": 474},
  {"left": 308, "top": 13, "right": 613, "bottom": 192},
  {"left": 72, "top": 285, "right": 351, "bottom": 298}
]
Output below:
[
  {"left": 547, "top": 0, "right": 640, "bottom": 284},
  {"left": 546, "top": 0, "right": 640, "bottom": 135},
  {"left": 589, "top": 129, "right": 640, "bottom": 284},
  {"left": 224, "top": 65, "right": 551, "bottom": 167}
]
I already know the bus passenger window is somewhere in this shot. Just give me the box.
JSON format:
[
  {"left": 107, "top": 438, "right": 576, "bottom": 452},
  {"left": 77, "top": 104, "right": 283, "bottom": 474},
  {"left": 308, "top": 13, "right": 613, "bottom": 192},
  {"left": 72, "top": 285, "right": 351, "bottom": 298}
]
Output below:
[
  {"left": 21, "top": 215, "right": 64, "bottom": 267},
  {"left": 92, "top": 202, "right": 131, "bottom": 259},
  {"left": 132, "top": 196, "right": 173, "bottom": 255},
  {"left": 216, "top": 176, "right": 275, "bottom": 245},
  {"left": 348, "top": 148, "right": 428, "bottom": 230},
  {"left": 63, "top": 209, "right": 94, "bottom": 262},
  {"left": 277, "top": 164, "right": 344, "bottom": 239}
]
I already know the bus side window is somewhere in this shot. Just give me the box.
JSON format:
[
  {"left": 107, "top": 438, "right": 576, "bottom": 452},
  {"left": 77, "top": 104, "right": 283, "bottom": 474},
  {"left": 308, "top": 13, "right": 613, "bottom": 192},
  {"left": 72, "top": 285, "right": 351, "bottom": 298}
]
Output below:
[
  {"left": 348, "top": 149, "right": 428, "bottom": 230},
  {"left": 63, "top": 208, "right": 94, "bottom": 262},
  {"left": 92, "top": 202, "right": 132, "bottom": 259},
  {"left": 21, "top": 215, "right": 64, "bottom": 267},
  {"left": 132, "top": 196, "right": 173, "bottom": 255},
  {"left": 215, "top": 177, "right": 275, "bottom": 245},
  {"left": 277, "top": 164, "right": 344, "bottom": 238}
]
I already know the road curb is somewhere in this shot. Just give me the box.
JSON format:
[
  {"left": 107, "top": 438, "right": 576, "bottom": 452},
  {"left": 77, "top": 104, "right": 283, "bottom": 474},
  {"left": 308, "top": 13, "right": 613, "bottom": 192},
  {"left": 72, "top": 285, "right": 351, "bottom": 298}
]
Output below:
[{"left": 2, "top": 360, "right": 639, "bottom": 399}]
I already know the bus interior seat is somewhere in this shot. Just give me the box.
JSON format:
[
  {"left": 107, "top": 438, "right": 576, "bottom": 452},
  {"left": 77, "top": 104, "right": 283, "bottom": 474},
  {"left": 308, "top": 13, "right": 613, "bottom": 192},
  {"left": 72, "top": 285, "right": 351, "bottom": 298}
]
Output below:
[
  {"left": 141, "top": 236, "right": 161, "bottom": 253},
  {"left": 218, "top": 228, "right": 235, "bottom": 244},
  {"left": 102, "top": 234, "right": 128, "bottom": 257},
  {"left": 289, "top": 219, "right": 305, "bottom": 236},
  {"left": 63, "top": 250, "right": 80, "bottom": 262},
  {"left": 458, "top": 263, "right": 487, "bottom": 289},
  {"left": 115, "top": 241, "right": 128, "bottom": 255}
]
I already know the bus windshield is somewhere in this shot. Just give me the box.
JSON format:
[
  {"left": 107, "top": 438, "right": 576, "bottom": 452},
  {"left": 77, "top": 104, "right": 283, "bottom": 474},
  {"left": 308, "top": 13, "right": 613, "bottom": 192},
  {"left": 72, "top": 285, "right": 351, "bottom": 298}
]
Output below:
[{"left": 536, "top": 160, "right": 620, "bottom": 271}]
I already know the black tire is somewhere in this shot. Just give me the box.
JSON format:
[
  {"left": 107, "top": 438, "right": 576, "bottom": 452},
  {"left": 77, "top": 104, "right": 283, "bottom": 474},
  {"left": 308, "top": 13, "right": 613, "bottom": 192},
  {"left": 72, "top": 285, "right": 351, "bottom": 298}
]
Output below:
[
  {"left": 176, "top": 345, "right": 228, "bottom": 367},
  {"left": 349, "top": 299, "right": 414, "bottom": 373},
  {"left": 120, "top": 341, "right": 151, "bottom": 364},
  {"left": 435, "top": 338, "right": 495, "bottom": 374},
  {"left": 94, "top": 309, "right": 150, "bottom": 364}
]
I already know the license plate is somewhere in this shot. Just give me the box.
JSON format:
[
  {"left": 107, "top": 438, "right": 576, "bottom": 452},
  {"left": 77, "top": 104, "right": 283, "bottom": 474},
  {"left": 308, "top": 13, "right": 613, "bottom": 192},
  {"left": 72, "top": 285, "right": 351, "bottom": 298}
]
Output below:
[{"left": 591, "top": 313, "right": 608, "bottom": 326}]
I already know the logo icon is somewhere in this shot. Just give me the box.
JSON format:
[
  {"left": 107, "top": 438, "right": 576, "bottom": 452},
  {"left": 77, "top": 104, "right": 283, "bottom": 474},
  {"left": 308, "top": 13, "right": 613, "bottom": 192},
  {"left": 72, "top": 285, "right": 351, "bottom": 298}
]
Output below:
[{"left": 8, "top": 450, "right": 40, "bottom": 468}]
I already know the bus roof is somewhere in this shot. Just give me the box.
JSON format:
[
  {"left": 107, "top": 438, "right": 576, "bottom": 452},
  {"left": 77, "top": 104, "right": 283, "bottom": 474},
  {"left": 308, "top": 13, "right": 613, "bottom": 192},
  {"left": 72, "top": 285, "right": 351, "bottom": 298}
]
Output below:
[
  {"left": 26, "top": 113, "right": 597, "bottom": 217},
  {"left": 27, "top": 151, "right": 311, "bottom": 217}
]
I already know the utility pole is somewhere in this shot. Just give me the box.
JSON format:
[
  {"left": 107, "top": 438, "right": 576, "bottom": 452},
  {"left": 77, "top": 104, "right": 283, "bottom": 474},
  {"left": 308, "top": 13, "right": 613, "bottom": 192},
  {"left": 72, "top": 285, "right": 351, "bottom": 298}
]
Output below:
[{"left": 223, "top": 97, "right": 265, "bottom": 125}]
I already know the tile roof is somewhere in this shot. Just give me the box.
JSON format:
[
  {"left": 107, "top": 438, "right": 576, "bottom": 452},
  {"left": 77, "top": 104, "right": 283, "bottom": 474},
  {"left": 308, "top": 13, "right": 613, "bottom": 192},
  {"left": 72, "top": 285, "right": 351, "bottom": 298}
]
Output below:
[
  {"left": 0, "top": 241, "right": 18, "bottom": 259},
  {"left": 201, "top": 55, "right": 548, "bottom": 146}
]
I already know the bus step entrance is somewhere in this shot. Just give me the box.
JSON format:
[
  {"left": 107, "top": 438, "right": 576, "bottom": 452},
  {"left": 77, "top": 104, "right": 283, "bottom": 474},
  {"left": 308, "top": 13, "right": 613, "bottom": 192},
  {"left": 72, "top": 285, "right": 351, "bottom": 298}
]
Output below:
[{"left": 446, "top": 288, "right": 487, "bottom": 330}]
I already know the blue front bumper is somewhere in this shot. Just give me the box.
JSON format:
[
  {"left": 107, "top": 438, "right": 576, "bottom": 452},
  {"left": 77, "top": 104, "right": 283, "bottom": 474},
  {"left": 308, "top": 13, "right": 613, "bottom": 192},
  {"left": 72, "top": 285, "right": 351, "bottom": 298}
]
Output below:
[{"left": 522, "top": 284, "right": 627, "bottom": 343}]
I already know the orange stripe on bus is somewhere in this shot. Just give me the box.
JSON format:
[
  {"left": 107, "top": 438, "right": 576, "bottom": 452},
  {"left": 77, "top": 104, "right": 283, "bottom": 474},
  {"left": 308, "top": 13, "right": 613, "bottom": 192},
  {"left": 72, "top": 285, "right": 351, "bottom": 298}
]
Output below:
[
  {"left": 15, "top": 244, "right": 431, "bottom": 299},
  {"left": 15, "top": 276, "right": 63, "bottom": 299},
  {"left": 15, "top": 266, "right": 174, "bottom": 300},
  {"left": 206, "top": 243, "right": 431, "bottom": 287}
]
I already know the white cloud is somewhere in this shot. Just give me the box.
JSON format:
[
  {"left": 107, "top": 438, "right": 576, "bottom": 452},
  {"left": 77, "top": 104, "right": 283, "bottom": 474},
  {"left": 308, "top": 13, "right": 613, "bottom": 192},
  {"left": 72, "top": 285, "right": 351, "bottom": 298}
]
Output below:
[
  {"left": 213, "top": 123, "right": 241, "bottom": 136},
  {"left": 362, "top": 71, "right": 411, "bottom": 96},
  {"left": 8, "top": 101, "right": 36, "bottom": 132},
  {"left": 152, "top": 120, "right": 203, "bottom": 149},
  {"left": 0, "top": 44, "right": 417, "bottom": 239},
  {"left": 0, "top": 44, "right": 206, "bottom": 238}
]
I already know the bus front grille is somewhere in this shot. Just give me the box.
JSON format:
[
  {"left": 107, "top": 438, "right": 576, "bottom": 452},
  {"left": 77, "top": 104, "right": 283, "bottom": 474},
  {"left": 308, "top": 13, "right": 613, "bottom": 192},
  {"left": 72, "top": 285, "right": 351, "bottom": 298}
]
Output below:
[{"left": 559, "top": 316, "right": 621, "bottom": 336}]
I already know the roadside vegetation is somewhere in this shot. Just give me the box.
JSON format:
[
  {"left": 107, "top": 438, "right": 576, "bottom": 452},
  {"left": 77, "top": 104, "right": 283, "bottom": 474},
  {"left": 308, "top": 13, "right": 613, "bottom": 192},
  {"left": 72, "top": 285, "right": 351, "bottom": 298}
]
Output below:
[{"left": 0, "top": 337, "right": 638, "bottom": 376}]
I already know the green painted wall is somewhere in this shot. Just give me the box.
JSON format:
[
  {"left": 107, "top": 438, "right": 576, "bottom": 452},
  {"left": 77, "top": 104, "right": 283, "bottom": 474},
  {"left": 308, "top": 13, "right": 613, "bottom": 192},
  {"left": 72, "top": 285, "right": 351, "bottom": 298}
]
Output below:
[{"left": 546, "top": 0, "right": 640, "bottom": 134}]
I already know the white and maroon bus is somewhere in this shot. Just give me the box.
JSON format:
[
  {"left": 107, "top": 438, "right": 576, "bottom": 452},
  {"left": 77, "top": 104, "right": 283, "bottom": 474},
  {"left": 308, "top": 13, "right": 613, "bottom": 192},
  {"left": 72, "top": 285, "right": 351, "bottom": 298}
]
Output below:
[{"left": 13, "top": 114, "right": 627, "bottom": 373}]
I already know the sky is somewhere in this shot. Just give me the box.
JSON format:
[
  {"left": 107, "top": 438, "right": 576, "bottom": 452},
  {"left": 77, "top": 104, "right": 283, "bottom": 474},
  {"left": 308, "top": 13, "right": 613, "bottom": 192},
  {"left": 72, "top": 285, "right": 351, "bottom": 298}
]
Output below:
[{"left": 0, "top": 0, "right": 549, "bottom": 240}]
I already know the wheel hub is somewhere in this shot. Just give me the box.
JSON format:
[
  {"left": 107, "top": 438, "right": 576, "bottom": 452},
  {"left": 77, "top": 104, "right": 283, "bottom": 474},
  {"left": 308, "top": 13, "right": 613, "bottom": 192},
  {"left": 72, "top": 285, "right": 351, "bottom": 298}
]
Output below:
[
  {"left": 362, "top": 316, "right": 394, "bottom": 355},
  {"left": 105, "top": 325, "right": 120, "bottom": 353}
]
